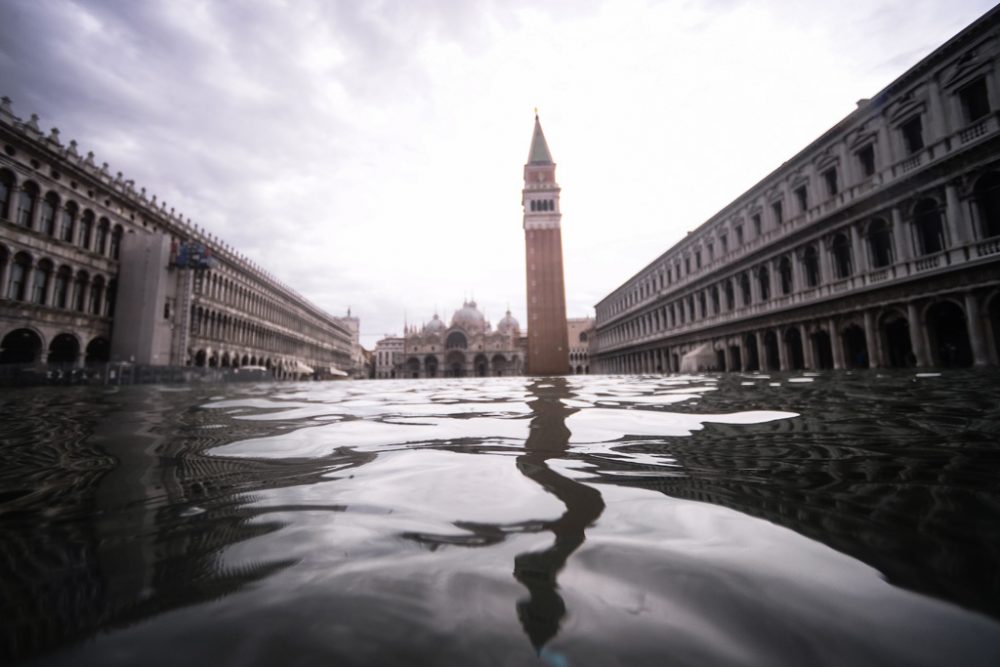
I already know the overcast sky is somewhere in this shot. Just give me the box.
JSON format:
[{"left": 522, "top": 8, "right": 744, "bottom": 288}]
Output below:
[{"left": 1, "top": 0, "right": 994, "bottom": 347}]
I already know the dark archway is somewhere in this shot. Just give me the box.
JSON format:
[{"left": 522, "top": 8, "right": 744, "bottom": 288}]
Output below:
[
  {"left": 445, "top": 331, "right": 467, "bottom": 349},
  {"left": 424, "top": 355, "right": 438, "bottom": 378},
  {"left": 445, "top": 351, "right": 465, "bottom": 377},
  {"left": 744, "top": 333, "right": 760, "bottom": 371},
  {"left": 48, "top": 333, "right": 79, "bottom": 365},
  {"left": 974, "top": 171, "right": 1000, "bottom": 239},
  {"left": 831, "top": 233, "right": 852, "bottom": 278},
  {"left": 803, "top": 246, "right": 820, "bottom": 287},
  {"left": 85, "top": 337, "right": 110, "bottom": 364},
  {"left": 715, "top": 349, "right": 726, "bottom": 371},
  {"left": 868, "top": 218, "right": 893, "bottom": 267},
  {"left": 989, "top": 294, "right": 1000, "bottom": 363},
  {"left": 763, "top": 331, "right": 780, "bottom": 370},
  {"left": 779, "top": 257, "right": 793, "bottom": 295},
  {"left": 881, "top": 314, "right": 913, "bottom": 368},
  {"left": 758, "top": 267, "right": 770, "bottom": 302},
  {"left": 0, "top": 328, "right": 43, "bottom": 364},
  {"left": 195, "top": 349, "right": 207, "bottom": 367},
  {"left": 492, "top": 354, "right": 507, "bottom": 376},
  {"left": 783, "top": 328, "right": 805, "bottom": 370},
  {"left": 474, "top": 353, "right": 488, "bottom": 377},
  {"left": 812, "top": 330, "right": 834, "bottom": 369},
  {"left": 926, "top": 301, "right": 973, "bottom": 367},
  {"left": 729, "top": 345, "right": 742, "bottom": 372},
  {"left": 913, "top": 199, "right": 945, "bottom": 255},
  {"left": 842, "top": 325, "right": 869, "bottom": 368},
  {"left": 406, "top": 357, "right": 421, "bottom": 378}
]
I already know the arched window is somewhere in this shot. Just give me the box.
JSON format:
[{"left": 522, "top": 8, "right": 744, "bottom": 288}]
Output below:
[
  {"left": 974, "top": 172, "right": 1000, "bottom": 239},
  {"left": 7, "top": 252, "right": 31, "bottom": 300},
  {"left": 40, "top": 193, "right": 58, "bottom": 236},
  {"left": 724, "top": 281, "right": 735, "bottom": 310},
  {"left": 913, "top": 198, "right": 945, "bottom": 255},
  {"left": 73, "top": 271, "right": 89, "bottom": 312},
  {"left": 868, "top": 218, "right": 893, "bottom": 267},
  {"left": 0, "top": 169, "right": 14, "bottom": 219},
  {"left": 758, "top": 266, "right": 770, "bottom": 301},
  {"left": 79, "top": 211, "right": 95, "bottom": 250},
  {"left": 803, "top": 245, "right": 820, "bottom": 287},
  {"left": 110, "top": 225, "right": 123, "bottom": 260},
  {"left": 779, "top": 257, "right": 793, "bottom": 294},
  {"left": 59, "top": 201, "right": 77, "bottom": 242},
  {"left": 96, "top": 218, "right": 110, "bottom": 255},
  {"left": 16, "top": 182, "right": 38, "bottom": 228},
  {"left": 89, "top": 276, "right": 105, "bottom": 315},
  {"left": 53, "top": 266, "right": 72, "bottom": 309},
  {"left": 710, "top": 285, "right": 720, "bottom": 312},
  {"left": 740, "top": 272, "right": 751, "bottom": 304},
  {"left": 32, "top": 259, "right": 53, "bottom": 305},
  {"left": 530, "top": 200, "right": 536, "bottom": 212},
  {"left": 831, "top": 233, "right": 852, "bottom": 278}
]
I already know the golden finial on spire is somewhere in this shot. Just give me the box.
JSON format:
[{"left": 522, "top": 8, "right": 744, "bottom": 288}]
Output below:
[{"left": 534, "top": 107, "right": 538, "bottom": 117}]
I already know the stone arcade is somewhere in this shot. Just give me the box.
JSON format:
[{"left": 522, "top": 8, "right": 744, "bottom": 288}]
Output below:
[
  {"left": 595, "top": 8, "right": 1000, "bottom": 373},
  {"left": 0, "top": 99, "right": 353, "bottom": 379}
]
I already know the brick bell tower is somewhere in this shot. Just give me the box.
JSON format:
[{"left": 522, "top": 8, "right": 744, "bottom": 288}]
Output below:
[{"left": 523, "top": 112, "right": 570, "bottom": 376}]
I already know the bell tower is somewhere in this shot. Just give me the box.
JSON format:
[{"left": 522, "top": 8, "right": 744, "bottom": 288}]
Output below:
[{"left": 523, "top": 113, "right": 569, "bottom": 376}]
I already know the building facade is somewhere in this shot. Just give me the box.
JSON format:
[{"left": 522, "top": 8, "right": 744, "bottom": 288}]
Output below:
[
  {"left": 401, "top": 301, "right": 524, "bottom": 378},
  {"left": 594, "top": 8, "right": 1000, "bottom": 374},
  {"left": 373, "top": 335, "right": 403, "bottom": 379},
  {"left": 0, "top": 98, "right": 352, "bottom": 378},
  {"left": 523, "top": 114, "right": 570, "bottom": 376},
  {"left": 567, "top": 316, "right": 594, "bottom": 374}
]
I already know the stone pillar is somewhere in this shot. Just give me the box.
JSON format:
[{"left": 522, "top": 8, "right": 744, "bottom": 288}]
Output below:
[
  {"left": 829, "top": 319, "right": 845, "bottom": 369},
  {"left": 750, "top": 271, "right": 761, "bottom": 304},
  {"left": 863, "top": 309, "right": 880, "bottom": 368},
  {"left": 770, "top": 260, "right": 782, "bottom": 299},
  {"left": 739, "top": 336, "right": 748, "bottom": 371},
  {"left": 891, "top": 206, "right": 912, "bottom": 262},
  {"left": 790, "top": 252, "right": 803, "bottom": 293},
  {"left": 945, "top": 183, "right": 966, "bottom": 247},
  {"left": 907, "top": 302, "right": 930, "bottom": 367},
  {"left": 818, "top": 241, "right": 833, "bottom": 285},
  {"left": 752, "top": 333, "right": 764, "bottom": 372},
  {"left": 850, "top": 224, "right": 867, "bottom": 276},
  {"left": 777, "top": 329, "right": 789, "bottom": 371},
  {"left": 44, "top": 270, "right": 56, "bottom": 306},
  {"left": 964, "top": 292, "right": 990, "bottom": 367},
  {"left": 0, "top": 259, "right": 11, "bottom": 298},
  {"left": 802, "top": 324, "right": 816, "bottom": 370}
]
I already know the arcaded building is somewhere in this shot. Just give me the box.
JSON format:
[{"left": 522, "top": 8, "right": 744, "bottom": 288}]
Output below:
[
  {"left": 401, "top": 301, "right": 524, "bottom": 378},
  {"left": 567, "top": 317, "right": 594, "bottom": 374},
  {"left": 523, "top": 114, "right": 570, "bottom": 376},
  {"left": 594, "top": 8, "right": 1000, "bottom": 374},
  {"left": 0, "top": 98, "right": 352, "bottom": 377}
]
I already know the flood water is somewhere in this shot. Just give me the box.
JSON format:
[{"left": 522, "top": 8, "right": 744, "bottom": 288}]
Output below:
[{"left": 2, "top": 371, "right": 1000, "bottom": 666}]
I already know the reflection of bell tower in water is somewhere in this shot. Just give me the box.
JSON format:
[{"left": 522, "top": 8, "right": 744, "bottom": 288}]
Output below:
[{"left": 523, "top": 113, "right": 570, "bottom": 376}]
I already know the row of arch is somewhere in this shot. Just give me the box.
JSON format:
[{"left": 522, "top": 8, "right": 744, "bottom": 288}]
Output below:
[
  {"left": 603, "top": 170, "right": 1000, "bottom": 320},
  {"left": 0, "top": 245, "right": 116, "bottom": 317},
  {"left": 0, "top": 328, "right": 110, "bottom": 365},
  {"left": 404, "top": 353, "right": 523, "bottom": 378},
  {"left": 0, "top": 169, "right": 125, "bottom": 259},
  {"left": 195, "top": 270, "right": 341, "bottom": 343},
  {"left": 602, "top": 182, "right": 1000, "bottom": 348},
  {"left": 602, "top": 292, "right": 1000, "bottom": 374},
  {"left": 529, "top": 199, "right": 555, "bottom": 212}
]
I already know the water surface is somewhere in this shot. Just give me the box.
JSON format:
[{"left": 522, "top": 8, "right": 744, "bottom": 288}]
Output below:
[{"left": 2, "top": 372, "right": 1000, "bottom": 665}]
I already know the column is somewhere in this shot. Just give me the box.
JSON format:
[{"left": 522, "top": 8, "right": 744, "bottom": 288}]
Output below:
[
  {"left": 752, "top": 332, "right": 763, "bottom": 372},
  {"left": 770, "top": 260, "right": 782, "bottom": 299},
  {"left": 750, "top": 270, "right": 761, "bottom": 304},
  {"left": 907, "top": 302, "right": 930, "bottom": 367},
  {"left": 739, "top": 336, "right": 748, "bottom": 372},
  {"left": 964, "top": 292, "right": 990, "bottom": 367},
  {"left": 818, "top": 241, "right": 833, "bottom": 285},
  {"left": 891, "top": 206, "right": 912, "bottom": 262},
  {"left": 829, "top": 318, "right": 845, "bottom": 369},
  {"left": 0, "top": 259, "right": 11, "bottom": 298},
  {"left": 945, "top": 182, "right": 967, "bottom": 247},
  {"left": 863, "top": 309, "right": 880, "bottom": 368},
  {"left": 850, "top": 224, "right": 867, "bottom": 276},
  {"left": 44, "top": 270, "right": 56, "bottom": 306},
  {"left": 790, "top": 252, "right": 803, "bottom": 293},
  {"left": 777, "top": 329, "right": 789, "bottom": 371},
  {"left": 802, "top": 324, "right": 816, "bottom": 369}
]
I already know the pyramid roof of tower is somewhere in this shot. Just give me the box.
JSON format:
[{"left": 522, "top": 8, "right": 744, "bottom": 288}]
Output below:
[{"left": 527, "top": 114, "right": 553, "bottom": 164}]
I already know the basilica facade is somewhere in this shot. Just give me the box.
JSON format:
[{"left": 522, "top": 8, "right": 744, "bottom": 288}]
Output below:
[{"left": 401, "top": 301, "right": 524, "bottom": 377}]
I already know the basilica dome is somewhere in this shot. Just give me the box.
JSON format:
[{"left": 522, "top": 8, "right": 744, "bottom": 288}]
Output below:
[
  {"left": 496, "top": 310, "right": 520, "bottom": 335},
  {"left": 451, "top": 300, "right": 486, "bottom": 332},
  {"left": 424, "top": 313, "right": 446, "bottom": 334}
]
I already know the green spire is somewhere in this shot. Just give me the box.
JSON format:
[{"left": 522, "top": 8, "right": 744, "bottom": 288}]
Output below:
[{"left": 528, "top": 112, "right": 553, "bottom": 165}]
